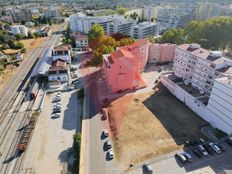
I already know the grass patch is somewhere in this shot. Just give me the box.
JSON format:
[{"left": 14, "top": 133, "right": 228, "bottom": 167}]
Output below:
[
  {"left": 78, "top": 88, "right": 84, "bottom": 99},
  {"left": 72, "top": 132, "right": 81, "bottom": 174},
  {"left": 214, "top": 128, "right": 228, "bottom": 139}
]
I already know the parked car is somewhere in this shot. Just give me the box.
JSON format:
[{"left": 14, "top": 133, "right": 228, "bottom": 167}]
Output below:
[
  {"left": 52, "top": 113, "right": 60, "bottom": 119},
  {"left": 107, "top": 150, "right": 114, "bottom": 159},
  {"left": 175, "top": 153, "right": 187, "bottom": 163},
  {"left": 53, "top": 108, "right": 61, "bottom": 113},
  {"left": 192, "top": 148, "right": 202, "bottom": 158},
  {"left": 215, "top": 142, "right": 226, "bottom": 151},
  {"left": 53, "top": 97, "right": 61, "bottom": 102},
  {"left": 183, "top": 152, "right": 192, "bottom": 162},
  {"left": 209, "top": 142, "right": 221, "bottom": 154},
  {"left": 103, "top": 129, "right": 109, "bottom": 137},
  {"left": 142, "top": 164, "right": 153, "bottom": 174},
  {"left": 53, "top": 105, "right": 61, "bottom": 110},
  {"left": 185, "top": 140, "right": 198, "bottom": 147},
  {"left": 106, "top": 140, "right": 112, "bottom": 148},
  {"left": 197, "top": 145, "right": 208, "bottom": 156},
  {"left": 226, "top": 137, "right": 232, "bottom": 146},
  {"left": 203, "top": 144, "right": 214, "bottom": 155}
]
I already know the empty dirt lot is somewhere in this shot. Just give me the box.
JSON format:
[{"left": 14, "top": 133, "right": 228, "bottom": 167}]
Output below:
[{"left": 108, "top": 84, "right": 206, "bottom": 168}]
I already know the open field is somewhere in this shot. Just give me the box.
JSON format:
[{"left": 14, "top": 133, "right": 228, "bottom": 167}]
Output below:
[{"left": 108, "top": 84, "right": 206, "bottom": 168}]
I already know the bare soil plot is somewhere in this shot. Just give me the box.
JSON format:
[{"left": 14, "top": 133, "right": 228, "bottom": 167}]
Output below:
[{"left": 108, "top": 84, "right": 206, "bottom": 168}]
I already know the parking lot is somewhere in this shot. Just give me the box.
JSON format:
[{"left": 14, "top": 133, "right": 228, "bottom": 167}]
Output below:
[
  {"left": 128, "top": 138, "right": 232, "bottom": 174},
  {"left": 23, "top": 89, "right": 81, "bottom": 173}
]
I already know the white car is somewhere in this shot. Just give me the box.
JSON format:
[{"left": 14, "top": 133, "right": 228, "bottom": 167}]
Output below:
[
  {"left": 183, "top": 152, "right": 192, "bottom": 162},
  {"left": 198, "top": 145, "right": 208, "bottom": 156},
  {"left": 53, "top": 105, "right": 61, "bottom": 110},
  {"left": 106, "top": 140, "right": 112, "bottom": 148},
  {"left": 103, "top": 129, "right": 109, "bottom": 137},
  {"left": 52, "top": 113, "right": 60, "bottom": 119},
  {"left": 209, "top": 142, "right": 221, "bottom": 154},
  {"left": 108, "top": 150, "right": 114, "bottom": 159}
]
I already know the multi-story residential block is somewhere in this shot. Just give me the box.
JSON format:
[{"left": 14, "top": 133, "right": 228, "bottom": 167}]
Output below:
[
  {"left": 173, "top": 44, "right": 232, "bottom": 95},
  {"left": 102, "top": 39, "right": 149, "bottom": 93},
  {"left": 11, "top": 25, "right": 28, "bottom": 36},
  {"left": 3, "top": 8, "right": 32, "bottom": 23},
  {"left": 44, "top": 5, "right": 60, "bottom": 19},
  {"left": 130, "top": 22, "right": 159, "bottom": 39},
  {"left": 106, "top": 17, "right": 135, "bottom": 36},
  {"left": 148, "top": 43, "right": 176, "bottom": 63},
  {"left": 168, "top": 11, "right": 194, "bottom": 28},
  {"left": 195, "top": 3, "right": 221, "bottom": 20},
  {"left": 161, "top": 43, "right": 232, "bottom": 134},
  {"left": 70, "top": 13, "right": 115, "bottom": 34},
  {"left": 52, "top": 45, "right": 72, "bottom": 64}
]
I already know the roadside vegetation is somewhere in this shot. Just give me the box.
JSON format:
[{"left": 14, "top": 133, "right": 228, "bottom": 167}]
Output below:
[
  {"left": 157, "top": 16, "right": 232, "bottom": 55},
  {"left": 87, "top": 24, "right": 134, "bottom": 66},
  {"left": 72, "top": 132, "right": 81, "bottom": 174},
  {"left": 78, "top": 88, "right": 85, "bottom": 99}
]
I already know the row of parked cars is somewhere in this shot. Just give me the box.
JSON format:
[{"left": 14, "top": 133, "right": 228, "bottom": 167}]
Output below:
[
  {"left": 102, "top": 129, "right": 114, "bottom": 160},
  {"left": 176, "top": 137, "right": 232, "bottom": 164},
  {"left": 51, "top": 92, "right": 62, "bottom": 119}
]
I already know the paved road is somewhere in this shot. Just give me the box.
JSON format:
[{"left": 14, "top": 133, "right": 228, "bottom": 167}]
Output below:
[
  {"left": 84, "top": 87, "right": 120, "bottom": 174},
  {"left": 0, "top": 29, "right": 63, "bottom": 174}
]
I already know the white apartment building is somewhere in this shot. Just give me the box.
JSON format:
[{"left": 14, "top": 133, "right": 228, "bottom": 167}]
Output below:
[
  {"left": 195, "top": 3, "right": 221, "bottom": 20},
  {"left": 161, "top": 43, "right": 232, "bottom": 134},
  {"left": 106, "top": 17, "right": 135, "bottom": 36},
  {"left": 173, "top": 44, "right": 232, "bottom": 95},
  {"left": 44, "top": 5, "right": 60, "bottom": 19},
  {"left": 70, "top": 13, "right": 115, "bottom": 34},
  {"left": 130, "top": 22, "right": 159, "bottom": 39},
  {"left": 11, "top": 25, "right": 28, "bottom": 36},
  {"left": 168, "top": 11, "right": 195, "bottom": 29}
]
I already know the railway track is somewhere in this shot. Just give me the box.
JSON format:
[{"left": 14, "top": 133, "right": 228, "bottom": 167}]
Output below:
[{"left": 0, "top": 34, "right": 61, "bottom": 174}]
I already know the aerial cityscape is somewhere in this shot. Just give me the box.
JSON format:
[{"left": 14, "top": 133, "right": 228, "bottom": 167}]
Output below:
[{"left": 0, "top": 0, "right": 232, "bottom": 174}]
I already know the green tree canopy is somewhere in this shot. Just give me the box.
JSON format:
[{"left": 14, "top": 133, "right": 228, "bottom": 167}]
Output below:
[
  {"left": 117, "top": 7, "right": 127, "bottom": 15},
  {"left": 88, "top": 24, "right": 105, "bottom": 42}
]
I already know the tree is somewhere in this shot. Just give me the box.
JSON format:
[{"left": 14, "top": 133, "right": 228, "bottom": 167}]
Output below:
[
  {"left": 118, "top": 38, "right": 134, "bottom": 47},
  {"left": 117, "top": 7, "right": 127, "bottom": 15},
  {"left": 88, "top": 24, "right": 105, "bottom": 42},
  {"left": 130, "top": 12, "right": 138, "bottom": 20},
  {"left": 28, "top": 32, "right": 36, "bottom": 39},
  {"left": 158, "top": 28, "right": 186, "bottom": 45},
  {"left": 15, "top": 34, "right": 25, "bottom": 40},
  {"left": 111, "top": 33, "right": 129, "bottom": 41},
  {"left": 102, "top": 36, "right": 118, "bottom": 48}
]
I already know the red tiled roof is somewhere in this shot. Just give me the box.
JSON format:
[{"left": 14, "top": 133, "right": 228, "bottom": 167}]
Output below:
[
  {"left": 110, "top": 48, "right": 134, "bottom": 59},
  {"left": 74, "top": 33, "right": 88, "bottom": 41},
  {"left": 49, "top": 60, "right": 66, "bottom": 71},
  {"left": 53, "top": 45, "right": 71, "bottom": 52},
  {"left": 128, "top": 38, "right": 148, "bottom": 49}
]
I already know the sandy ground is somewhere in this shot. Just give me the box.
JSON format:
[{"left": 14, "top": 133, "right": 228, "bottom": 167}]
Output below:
[
  {"left": 108, "top": 84, "right": 206, "bottom": 168},
  {"left": 23, "top": 90, "right": 80, "bottom": 174}
]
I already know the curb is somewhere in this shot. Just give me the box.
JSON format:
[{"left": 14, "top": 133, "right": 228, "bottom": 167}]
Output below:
[{"left": 79, "top": 88, "right": 87, "bottom": 174}]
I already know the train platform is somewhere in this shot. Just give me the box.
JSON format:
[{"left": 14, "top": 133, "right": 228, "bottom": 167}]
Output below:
[{"left": 32, "top": 87, "right": 46, "bottom": 111}]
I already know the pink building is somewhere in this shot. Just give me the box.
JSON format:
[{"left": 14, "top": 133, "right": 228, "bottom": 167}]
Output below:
[
  {"left": 102, "top": 39, "right": 148, "bottom": 93},
  {"left": 149, "top": 43, "right": 176, "bottom": 63}
]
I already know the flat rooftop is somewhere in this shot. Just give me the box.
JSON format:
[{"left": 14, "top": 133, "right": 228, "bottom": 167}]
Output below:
[{"left": 178, "top": 44, "right": 232, "bottom": 65}]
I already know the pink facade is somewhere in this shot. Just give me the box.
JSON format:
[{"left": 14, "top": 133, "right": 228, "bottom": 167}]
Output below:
[
  {"left": 102, "top": 39, "right": 148, "bottom": 93},
  {"left": 149, "top": 43, "right": 176, "bottom": 63}
]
